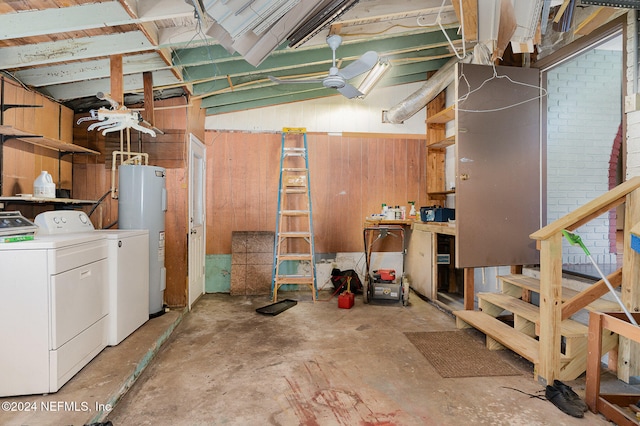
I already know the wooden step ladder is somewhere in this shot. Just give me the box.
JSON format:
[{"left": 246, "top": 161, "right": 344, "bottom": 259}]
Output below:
[{"left": 271, "top": 128, "right": 317, "bottom": 302}]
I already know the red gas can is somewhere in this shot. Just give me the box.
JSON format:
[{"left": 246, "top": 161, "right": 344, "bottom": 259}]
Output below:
[{"left": 338, "top": 292, "right": 355, "bottom": 309}]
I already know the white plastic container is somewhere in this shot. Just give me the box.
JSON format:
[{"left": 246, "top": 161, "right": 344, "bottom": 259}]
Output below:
[{"left": 33, "top": 171, "right": 56, "bottom": 198}]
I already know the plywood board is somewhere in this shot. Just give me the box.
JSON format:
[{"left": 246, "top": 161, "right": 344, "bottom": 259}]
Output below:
[{"left": 451, "top": 0, "right": 478, "bottom": 41}]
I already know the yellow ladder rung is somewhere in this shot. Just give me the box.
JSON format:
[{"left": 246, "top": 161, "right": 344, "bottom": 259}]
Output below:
[{"left": 283, "top": 127, "right": 306, "bottom": 133}]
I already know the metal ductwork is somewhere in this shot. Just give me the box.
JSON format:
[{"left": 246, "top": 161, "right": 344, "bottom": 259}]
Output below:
[{"left": 382, "top": 55, "right": 471, "bottom": 124}]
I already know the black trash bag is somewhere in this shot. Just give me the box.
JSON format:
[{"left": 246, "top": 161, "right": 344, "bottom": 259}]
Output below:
[{"left": 330, "top": 268, "right": 362, "bottom": 294}]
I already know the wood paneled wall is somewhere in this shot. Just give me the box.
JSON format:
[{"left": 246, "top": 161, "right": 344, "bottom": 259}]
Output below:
[
  {"left": 2, "top": 77, "right": 427, "bottom": 309},
  {"left": 206, "top": 130, "right": 427, "bottom": 255}
]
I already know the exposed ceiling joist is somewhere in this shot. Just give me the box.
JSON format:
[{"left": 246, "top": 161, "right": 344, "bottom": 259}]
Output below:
[
  {"left": 0, "top": 3, "right": 134, "bottom": 38},
  {"left": 3, "top": 33, "right": 155, "bottom": 69},
  {"left": 7, "top": 0, "right": 607, "bottom": 116},
  {"left": 14, "top": 54, "right": 170, "bottom": 87}
]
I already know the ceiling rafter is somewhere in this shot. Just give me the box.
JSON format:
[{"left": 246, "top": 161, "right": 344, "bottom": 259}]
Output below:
[{"left": 0, "top": 0, "right": 467, "bottom": 114}]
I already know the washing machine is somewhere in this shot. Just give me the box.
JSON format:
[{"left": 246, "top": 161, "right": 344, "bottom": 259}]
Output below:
[
  {"left": 0, "top": 211, "right": 108, "bottom": 396},
  {"left": 35, "top": 211, "right": 150, "bottom": 346}
]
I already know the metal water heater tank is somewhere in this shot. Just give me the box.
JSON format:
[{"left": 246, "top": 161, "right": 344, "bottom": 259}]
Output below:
[{"left": 118, "top": 164, "right": 167, "bottom": 317}]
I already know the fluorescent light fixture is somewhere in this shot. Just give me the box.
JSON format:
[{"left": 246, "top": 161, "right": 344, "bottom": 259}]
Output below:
[
  {"left": 287, "top": 0, "right": 360, "bottom": 48},
  {"left": 581, "top": 0, "right": 640, "bottom": 7},
  {"left": 357, "top": 59, "right": 391, "bottom": 98}
]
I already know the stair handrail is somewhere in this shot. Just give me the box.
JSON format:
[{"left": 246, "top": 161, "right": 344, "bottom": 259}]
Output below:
[
  {"left": 530, "top": 176, "right": 640, "bottom": 241},
  {"left": 561, "top": 268, "right": 622, "bottom": 320},
  {"left": 526, "top": 175, "right": 640, "bottom": 384}
]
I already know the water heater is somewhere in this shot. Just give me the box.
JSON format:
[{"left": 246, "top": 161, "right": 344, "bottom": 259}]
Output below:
[{"left": 118, "top": 165, "right": 167, "bottom": 317}]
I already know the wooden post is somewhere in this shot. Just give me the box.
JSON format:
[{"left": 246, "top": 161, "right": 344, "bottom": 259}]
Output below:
[
  {"left": 585, "top": 311, "right": 603, "bottom": 413},
  {"left": 538, "top": 232, "right": 563, "bottom": 385},
  {"left": 463, "top": 268, "right": 474, "bottom": 310},
  {"left": 110, "top": 55, "right": 123, "bottom": 107},
  {"left": 143, "top": 71, "right": 155, "bottom": 125},
  {"left": 619, "top": 189, "right": 640, "bottom": 381}
]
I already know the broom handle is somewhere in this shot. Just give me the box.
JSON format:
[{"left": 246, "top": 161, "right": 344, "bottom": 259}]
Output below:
[{"left": 587, "top": 254, "right": 638, "bottom": 326}]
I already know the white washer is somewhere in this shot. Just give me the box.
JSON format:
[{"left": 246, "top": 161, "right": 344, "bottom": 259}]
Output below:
[
  {"left": 98, "top": 229, "right": 149, "bottom": 346},
  {"left": 0, "top": 225, "right": 108, "bottom": 396},
  {"left": 36, "top": 211, "right": 150, "bottom": 346}
]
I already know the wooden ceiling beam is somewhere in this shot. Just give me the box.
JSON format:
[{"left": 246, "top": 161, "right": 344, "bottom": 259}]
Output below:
[
  {"left": 451, "top": 0, "right": 478, "bottom": 42},
  {"left": 111, "top": 55, "right": 124, "bottom": 107},
  {"left": 0, "top": 32, "right": 154, "bottom": 69}
]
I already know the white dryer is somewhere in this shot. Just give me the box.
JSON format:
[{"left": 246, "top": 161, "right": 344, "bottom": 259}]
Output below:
[
  {"left": 0, "top": 213, "right": 108, "bottom": 397},
  {"left": 97, "top": 229, "right": 149, "bottom": 345}
]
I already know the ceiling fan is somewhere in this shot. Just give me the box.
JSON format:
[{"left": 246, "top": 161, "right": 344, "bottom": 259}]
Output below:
[{"left": 268, "top": 35, "right": 378, "bottom": 99}]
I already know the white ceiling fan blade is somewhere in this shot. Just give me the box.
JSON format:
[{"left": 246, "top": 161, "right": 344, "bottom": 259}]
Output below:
[
  {"left": 269, "top": 76, "right": 324, "bottom": 84},
  {"left": 338, "top": 51, "right": 378, "bottom": 81},
  {"left": 337, "top": 83, "right": 363, "bottom": 99}
]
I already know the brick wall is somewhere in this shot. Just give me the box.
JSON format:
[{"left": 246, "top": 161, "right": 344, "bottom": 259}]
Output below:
[{"left": 546, "top": 48, "right": 622, "bottom": 265}]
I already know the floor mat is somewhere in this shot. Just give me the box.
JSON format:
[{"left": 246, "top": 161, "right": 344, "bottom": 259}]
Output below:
[
  {"left": 404, "top": 330, "right": 522, "bottom": 378},
  {"left": 256, "top": 299, "right": 297, "bottom": 316}
]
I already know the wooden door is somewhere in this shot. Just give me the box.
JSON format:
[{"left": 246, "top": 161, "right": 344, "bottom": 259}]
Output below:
[
  {"left": 455, "top": 63, "right": 541, "bottom": 268},
  {"left": 188, "top": 133, "right": 206, "bottom": 308}
]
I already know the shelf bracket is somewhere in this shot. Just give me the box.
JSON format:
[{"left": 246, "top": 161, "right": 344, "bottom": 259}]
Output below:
[{"left": 2, "top": 104, "right": 43, "bottom": 113}]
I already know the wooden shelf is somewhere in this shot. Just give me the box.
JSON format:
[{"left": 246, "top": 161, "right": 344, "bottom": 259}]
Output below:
[
  {"left": 426, "top": 105, "right": 454, "bottom": 124},
  {"left": 428, "top": 135, "right": 455, "bottom": 148},
  {"left": 0, "top": 125, "right": 99, "bottom": 154},
  {"left": 428, "top": 190, "right": 455, "bottom": 196},
  {"left": 0, "top": 196, "right": 98, "bottom": 205}
]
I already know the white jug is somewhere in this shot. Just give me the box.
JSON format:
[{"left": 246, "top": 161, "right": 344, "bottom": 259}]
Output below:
[{"left": 33, "top": 171, "right": 56, "bottom": 198}]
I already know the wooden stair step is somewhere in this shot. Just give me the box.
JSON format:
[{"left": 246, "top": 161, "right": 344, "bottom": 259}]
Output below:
[
  {"left": 454, "top": 310, "right": 540, "bottom": 364},
  {"left": 498, "top": 274, "right": 621, "bottom": 313},
  {"left": 479, "top": 292, "right": 539, "bottom": 322},
  {"left": 478, "top": 292, "right": 588, "bottom": 338}
]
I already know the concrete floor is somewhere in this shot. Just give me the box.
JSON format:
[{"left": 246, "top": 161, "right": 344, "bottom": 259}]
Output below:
[{"left": 0, "top": 291, "right": 630, "bottom": 425}]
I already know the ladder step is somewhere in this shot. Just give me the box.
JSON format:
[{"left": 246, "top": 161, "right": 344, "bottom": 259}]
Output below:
[
  {"left": 283, "top": 148, "right": 306, "bottom": 158},
  {"left": 277, "top": 254, "right": 313, "bottom": 261},
  {"left": 280, "top": 209, "right": 309, "bottom": 216},
  {"left": 275, "top": 276, "right": 315, "bottom": 285},
  {"left": 279, "top": 232, "right": 311, "bottom": 238},
  {"left": 284, "top": 189, "right": 307, "bottom": 194},
  {"left": 282, "top": 168, "right": 308, "bottom": 172}
]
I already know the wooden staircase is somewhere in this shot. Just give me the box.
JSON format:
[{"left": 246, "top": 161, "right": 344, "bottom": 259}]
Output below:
[
  {"left": 454, "top": 273, "right": 620, "bottom": 381},
  {"left": 449, "top": 176, "right": 640, "bottom": 385}
]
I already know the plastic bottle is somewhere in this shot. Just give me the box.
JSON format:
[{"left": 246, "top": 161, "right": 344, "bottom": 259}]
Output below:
[
  {"left": 33, "top": 171, "right": 56, "bottom": 198},
  {"left": 386, "top": 206, "right": 395, "bottom": 220},
  {"left": 408, "top": 201, "right": 417, "bottom": 218}
]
